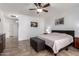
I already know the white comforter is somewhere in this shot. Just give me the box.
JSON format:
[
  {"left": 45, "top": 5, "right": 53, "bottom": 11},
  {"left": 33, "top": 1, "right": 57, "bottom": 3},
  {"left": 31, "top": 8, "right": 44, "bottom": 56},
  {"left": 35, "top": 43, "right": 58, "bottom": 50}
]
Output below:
[{"left": 38, "top": 32, "right": 73, "bottom": 54}]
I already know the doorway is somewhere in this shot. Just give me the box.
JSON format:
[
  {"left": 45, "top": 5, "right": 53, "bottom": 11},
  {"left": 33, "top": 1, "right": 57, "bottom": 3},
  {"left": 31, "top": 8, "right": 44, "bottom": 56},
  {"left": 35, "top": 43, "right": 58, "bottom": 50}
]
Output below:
[
  {"left": 9, "top": 19, "right": 18, "bottom": 38},
  {"left": 6, "top": 18, "right": 19, "bottom": 49}
]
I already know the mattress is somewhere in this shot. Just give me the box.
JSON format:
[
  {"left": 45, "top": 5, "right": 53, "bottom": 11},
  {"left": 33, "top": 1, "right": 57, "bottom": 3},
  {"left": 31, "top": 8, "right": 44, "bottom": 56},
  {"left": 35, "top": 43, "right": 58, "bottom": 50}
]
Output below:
[{"left": 38, "top": 32, "right": 73, "bottom": 54}]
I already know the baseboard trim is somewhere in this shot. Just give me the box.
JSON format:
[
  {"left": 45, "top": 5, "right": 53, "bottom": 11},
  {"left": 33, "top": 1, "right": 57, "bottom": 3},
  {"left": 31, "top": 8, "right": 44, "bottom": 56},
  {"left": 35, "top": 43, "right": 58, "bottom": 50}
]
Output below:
[{"left": 18, "top": 39, "right": 29, "bottom": 41}]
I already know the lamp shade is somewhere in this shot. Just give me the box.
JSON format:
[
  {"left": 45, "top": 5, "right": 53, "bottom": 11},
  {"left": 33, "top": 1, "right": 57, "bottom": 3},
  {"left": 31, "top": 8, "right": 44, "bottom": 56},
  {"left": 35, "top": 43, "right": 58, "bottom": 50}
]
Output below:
[{"left": 46, "top": 26, "right": 51, "bottom": 33}]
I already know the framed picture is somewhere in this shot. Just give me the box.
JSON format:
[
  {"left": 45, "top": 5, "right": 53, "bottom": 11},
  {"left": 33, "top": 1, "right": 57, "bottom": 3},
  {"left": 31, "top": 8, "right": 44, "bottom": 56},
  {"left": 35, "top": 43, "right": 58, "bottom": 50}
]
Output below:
[
  {"left": 31, "top": 22, "right": 38, "bottom": 27},
  {"left": 55, "top": 17, "right": 64, "bottom": 25}
]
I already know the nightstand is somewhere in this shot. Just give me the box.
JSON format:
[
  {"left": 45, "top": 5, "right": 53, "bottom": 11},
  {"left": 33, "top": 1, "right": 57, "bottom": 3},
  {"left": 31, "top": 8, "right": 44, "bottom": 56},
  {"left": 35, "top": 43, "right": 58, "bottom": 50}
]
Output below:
[
  {"left": 74, "top": 37, "right": 79, "bottom": 48},
  {"left": 43, "top": 33, "right": 48, "bottom": 34}
]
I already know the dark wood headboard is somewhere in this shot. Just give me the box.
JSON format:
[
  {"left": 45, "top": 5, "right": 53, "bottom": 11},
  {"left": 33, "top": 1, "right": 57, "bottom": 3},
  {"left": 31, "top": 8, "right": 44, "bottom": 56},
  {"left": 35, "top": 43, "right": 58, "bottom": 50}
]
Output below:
[{"left": 52, "top": 30, "right": 75, "bottom": 38}]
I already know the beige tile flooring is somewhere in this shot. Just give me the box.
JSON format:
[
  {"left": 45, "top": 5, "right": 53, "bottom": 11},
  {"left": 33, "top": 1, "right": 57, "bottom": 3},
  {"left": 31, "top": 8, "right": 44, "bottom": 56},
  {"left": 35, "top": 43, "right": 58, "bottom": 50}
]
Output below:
[{"left": 1, "top": 37, "right": 79, "bottom": 56}]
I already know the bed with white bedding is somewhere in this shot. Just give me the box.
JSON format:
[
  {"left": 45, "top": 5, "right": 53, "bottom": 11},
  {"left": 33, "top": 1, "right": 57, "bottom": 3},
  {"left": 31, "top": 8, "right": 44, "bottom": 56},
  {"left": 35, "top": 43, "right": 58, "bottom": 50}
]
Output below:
[{"left": 38, "top": 31, "right": 74, "bottom": 55}]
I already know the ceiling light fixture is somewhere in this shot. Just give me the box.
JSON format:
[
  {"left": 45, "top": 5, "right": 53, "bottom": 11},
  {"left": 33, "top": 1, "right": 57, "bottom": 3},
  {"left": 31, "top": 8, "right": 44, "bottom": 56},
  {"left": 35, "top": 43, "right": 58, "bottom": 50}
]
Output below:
[{"left": 37, "top": 8, "right": 43, "bottom": 12}]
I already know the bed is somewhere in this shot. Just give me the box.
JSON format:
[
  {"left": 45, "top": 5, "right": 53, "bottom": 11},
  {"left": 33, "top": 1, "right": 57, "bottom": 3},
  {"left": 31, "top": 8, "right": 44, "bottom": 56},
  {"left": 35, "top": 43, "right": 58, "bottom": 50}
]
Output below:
[{"left": 38, "top": 30, "right": 74, "bottom": 55}]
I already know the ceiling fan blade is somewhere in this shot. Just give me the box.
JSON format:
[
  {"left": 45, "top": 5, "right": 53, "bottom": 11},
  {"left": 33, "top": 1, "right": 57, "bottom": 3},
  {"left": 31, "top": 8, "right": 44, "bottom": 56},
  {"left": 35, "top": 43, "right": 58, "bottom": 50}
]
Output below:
[
  {"left": 29, "top": 8, "right": 36, "bottom": 10},
  {"left": 38, "top": 3, "right": 42, "bottom": 7},
  {"left": 43, "top": 9, "right": 48, "bottom": 12},
  {"left": 34, "top": 3, "right": 38, "bottom": 7},
  {"left": 43, "top": 3, "right": 50, "bottom": 8}
]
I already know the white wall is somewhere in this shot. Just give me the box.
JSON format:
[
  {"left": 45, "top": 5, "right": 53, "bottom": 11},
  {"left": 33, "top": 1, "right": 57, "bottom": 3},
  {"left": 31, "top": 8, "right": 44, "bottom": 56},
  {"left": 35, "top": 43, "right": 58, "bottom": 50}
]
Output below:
[
  {"left": 1, "top": 3, "right": 79, "bottom": 40},
  {"left": 18, "top": 15, "right": 45, "bottom": 41},
  {"left": 44, "top": 7, "right": 79, "bottom": 37},
  {"left": 0, "top": 13, "right": 18, "bottom": 39},
  {"left": 0, "top": 12, "right": 45, "bottom": 41},
  {"left": 0, "top": 19, "right": 3, "bottom": 33},
  {"left": 0, "top": 12, "right": 3, "bottom": 34}
]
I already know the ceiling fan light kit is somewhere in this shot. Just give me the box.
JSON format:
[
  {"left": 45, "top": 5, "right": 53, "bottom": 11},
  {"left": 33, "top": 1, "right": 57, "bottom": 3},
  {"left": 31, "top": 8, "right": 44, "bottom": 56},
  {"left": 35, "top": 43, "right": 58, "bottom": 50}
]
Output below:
[{"left": 37, "top": 9, "right": 43, "bottom": 12}]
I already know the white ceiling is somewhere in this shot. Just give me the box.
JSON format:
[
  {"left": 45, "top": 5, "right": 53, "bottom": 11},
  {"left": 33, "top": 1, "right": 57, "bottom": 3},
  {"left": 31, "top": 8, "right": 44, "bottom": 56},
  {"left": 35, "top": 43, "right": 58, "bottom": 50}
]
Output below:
[{"left": 0, "top": 3, "right": 79, "bottom": 17}]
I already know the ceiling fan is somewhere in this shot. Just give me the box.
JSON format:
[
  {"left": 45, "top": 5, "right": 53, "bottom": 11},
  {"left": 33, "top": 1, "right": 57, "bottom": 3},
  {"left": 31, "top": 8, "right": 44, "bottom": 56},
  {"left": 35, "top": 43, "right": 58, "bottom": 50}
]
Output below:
[{"left": 29, "top": 3, "right": 50, "bottom": 14}]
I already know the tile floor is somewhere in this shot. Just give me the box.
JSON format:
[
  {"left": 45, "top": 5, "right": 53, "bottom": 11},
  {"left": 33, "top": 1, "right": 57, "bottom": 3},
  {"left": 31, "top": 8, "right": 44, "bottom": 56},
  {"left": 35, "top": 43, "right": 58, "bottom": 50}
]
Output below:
[{"left": 1, "top": 37, "right": 79, "bottom": 56}]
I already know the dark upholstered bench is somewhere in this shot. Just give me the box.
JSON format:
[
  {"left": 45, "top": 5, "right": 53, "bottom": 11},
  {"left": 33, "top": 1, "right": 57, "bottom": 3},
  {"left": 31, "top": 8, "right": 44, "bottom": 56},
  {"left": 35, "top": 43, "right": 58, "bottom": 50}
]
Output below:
[{"left": 30, "top": 37, "right": 45, "bottom": 52}]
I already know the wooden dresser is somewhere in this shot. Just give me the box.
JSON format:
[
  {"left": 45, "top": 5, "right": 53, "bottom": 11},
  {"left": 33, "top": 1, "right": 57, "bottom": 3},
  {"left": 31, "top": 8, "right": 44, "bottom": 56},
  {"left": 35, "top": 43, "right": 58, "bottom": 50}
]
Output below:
[
  {"left": 0, "top": 34, "right": 5, "bottom": 53},
  {"left": 74, "top": 37, "right": 79, "bottom": 48}
]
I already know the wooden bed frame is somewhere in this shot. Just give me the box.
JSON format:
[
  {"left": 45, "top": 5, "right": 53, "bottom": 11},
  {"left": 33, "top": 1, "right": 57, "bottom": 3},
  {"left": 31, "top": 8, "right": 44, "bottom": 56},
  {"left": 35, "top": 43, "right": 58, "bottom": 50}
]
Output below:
[{"left": 46, "top": 30, "right": 75, "bottom": 56}]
